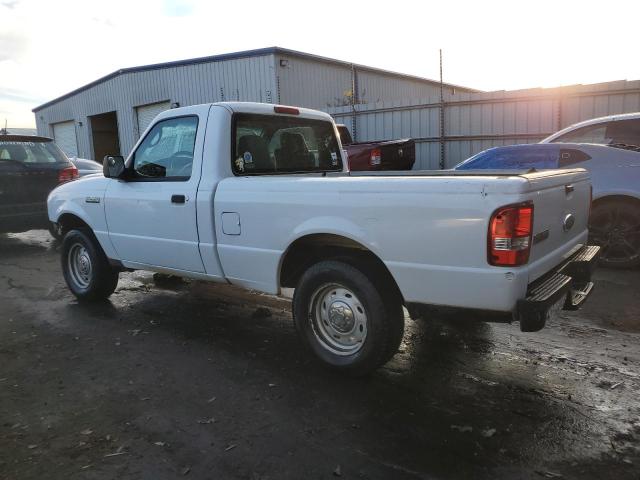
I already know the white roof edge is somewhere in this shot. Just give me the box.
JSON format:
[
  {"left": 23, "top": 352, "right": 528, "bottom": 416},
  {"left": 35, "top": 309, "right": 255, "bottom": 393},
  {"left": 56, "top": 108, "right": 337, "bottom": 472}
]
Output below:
[
  {"left": 163, "top": 101, "right": 334, "bottom": 121},
  {"left": 542, "top": 111, "right": 640, "bottom": 142}
]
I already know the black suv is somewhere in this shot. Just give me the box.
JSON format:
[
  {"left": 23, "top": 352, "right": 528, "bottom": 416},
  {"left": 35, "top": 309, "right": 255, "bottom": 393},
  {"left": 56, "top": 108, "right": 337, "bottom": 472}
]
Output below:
[{"left": 0, "top": 135, "right": 78, "bottom": 238}]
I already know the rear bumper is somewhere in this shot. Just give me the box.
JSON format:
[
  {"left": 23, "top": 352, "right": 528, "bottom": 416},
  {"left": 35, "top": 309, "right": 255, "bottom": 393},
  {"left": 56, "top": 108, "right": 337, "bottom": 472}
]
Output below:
[{"left": 516, "top": 245, "right": 600, "bottom": 332}]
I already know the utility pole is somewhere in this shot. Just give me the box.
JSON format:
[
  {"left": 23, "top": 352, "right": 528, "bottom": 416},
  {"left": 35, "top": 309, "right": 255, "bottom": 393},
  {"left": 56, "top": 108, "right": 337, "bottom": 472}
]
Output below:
[
  {"left": 439, "top": 49, "right": 445, "bottom": 170},
  {"left": 351, "top": 63, "right": 358, "bottom": 142}
]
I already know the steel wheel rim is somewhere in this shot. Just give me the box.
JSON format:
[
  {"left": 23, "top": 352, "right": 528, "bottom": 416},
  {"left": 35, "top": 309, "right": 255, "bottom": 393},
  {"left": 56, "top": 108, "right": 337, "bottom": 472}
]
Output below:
[
  {"left": 589, "top": 206, "right": 640, "bottom": 264},
  {"left": 68, "top": 243, "right": 92, "bottom": 289},
  {"left": 309, "top": 283, "right": 368, "bottom": 356}
]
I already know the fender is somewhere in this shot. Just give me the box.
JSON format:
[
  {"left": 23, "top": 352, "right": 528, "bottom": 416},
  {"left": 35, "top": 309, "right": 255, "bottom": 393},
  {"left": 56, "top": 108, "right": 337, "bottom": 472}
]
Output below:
[
  {"left": 277, "top": 215, "right": 395, "bottom": 291},
  {"left": 47, "top": 176, "right": 119, "bottom": 260},
  {"left": 286, "top": 216, "right": 385, "bottom": 259}
]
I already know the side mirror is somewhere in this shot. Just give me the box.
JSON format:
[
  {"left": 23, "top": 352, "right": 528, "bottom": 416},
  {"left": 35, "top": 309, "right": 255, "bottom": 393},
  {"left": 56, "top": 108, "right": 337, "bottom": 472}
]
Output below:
[{"left": 103, "top": 155, "right": 125, "bottom": 178}]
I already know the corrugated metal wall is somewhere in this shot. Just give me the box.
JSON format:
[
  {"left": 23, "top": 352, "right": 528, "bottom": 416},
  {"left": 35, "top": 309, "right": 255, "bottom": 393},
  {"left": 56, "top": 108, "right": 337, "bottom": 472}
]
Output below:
[
  {"left": 328, "top": 80, "right": 640, "bottom": 169},
  {"left": 35, "top": 54, "right": 278, "bottom": 159},
  {"left": 275, "top": 53, "right": 455, "bottom": 111}
]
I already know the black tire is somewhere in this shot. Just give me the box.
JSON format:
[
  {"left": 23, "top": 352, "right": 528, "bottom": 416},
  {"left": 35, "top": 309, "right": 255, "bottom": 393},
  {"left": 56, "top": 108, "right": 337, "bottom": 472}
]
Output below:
[
  {"left": 48, "top": 222, "right": 63, "bottom": 241},
  {"left": 589, "top": 199, "right": 640, "bottom": 269},
  {"left": 292, "top": 260, "right": 404, "bottom": 376},
  {"left": 61, "top": 229, "right": 119, "bottom": 301}
]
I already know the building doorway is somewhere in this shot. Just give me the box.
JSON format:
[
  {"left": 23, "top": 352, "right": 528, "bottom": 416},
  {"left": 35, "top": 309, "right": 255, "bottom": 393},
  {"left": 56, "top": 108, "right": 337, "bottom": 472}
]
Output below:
[{"left": 89, "top": 111, "right": 120, "bottom": 162}]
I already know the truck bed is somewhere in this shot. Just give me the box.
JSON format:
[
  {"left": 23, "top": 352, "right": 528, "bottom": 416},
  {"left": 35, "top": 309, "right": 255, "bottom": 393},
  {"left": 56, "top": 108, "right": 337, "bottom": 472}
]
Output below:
[{"left": 348, "top": 168, "right": 587, "bottom": 178}]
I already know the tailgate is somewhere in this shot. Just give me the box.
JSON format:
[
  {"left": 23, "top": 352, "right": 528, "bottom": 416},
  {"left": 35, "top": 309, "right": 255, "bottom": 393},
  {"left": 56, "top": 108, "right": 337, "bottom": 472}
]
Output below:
[
  {"left": 525, "top": 170, "right": 591, "bottom": 281},
  {"left": 380, "top": 140, "right": 415, "bottom": 170}
]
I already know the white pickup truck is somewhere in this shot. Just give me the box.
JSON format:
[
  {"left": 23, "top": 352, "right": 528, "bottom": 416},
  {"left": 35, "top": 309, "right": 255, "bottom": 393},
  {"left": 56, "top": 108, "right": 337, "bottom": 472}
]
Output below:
[{"left": 48, "top": 102, "right": 599, "bottom": 374}]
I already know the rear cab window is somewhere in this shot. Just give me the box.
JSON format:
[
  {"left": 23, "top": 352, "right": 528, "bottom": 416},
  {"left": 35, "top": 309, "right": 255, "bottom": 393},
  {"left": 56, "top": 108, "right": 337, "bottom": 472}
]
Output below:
[
  {"left": 232, "top": 114, "right": 342, "bottom": 175},
  {"left": 0, "top": 139, "right": 69, "bottom": 164}
]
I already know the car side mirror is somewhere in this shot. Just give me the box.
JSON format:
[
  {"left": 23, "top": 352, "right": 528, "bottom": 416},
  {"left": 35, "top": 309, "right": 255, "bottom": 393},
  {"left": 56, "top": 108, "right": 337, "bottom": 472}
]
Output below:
[{"left": 103, "top": 155, "right": 125, "bottom": 178}]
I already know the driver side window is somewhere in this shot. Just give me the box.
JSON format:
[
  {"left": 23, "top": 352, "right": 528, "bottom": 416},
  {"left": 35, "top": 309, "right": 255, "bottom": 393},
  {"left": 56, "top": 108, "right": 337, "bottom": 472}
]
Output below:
[{"left": 132, "top": 116, "right": 198, "bottom": 180}]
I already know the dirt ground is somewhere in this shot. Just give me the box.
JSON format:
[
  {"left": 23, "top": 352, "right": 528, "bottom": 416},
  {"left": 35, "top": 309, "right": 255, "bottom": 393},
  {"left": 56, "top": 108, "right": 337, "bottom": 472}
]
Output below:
[{"left": 1, "top": 230, "right": 639, "bottom": 480}]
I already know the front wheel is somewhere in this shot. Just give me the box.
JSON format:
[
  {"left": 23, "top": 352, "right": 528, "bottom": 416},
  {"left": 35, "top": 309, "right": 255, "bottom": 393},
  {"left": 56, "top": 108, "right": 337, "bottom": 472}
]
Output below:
[
  {"left": 292, "top": 260, "right": 404, "bottom": 376},
  {"left": 61, "top": 229, "right": 119, "bottom": 301}
]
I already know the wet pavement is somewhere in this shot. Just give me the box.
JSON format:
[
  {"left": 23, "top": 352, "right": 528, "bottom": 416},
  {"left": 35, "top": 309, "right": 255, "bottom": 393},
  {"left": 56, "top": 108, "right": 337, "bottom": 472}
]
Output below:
[{"left": 1, "top": 230, "right": 639, "bottom": 479}]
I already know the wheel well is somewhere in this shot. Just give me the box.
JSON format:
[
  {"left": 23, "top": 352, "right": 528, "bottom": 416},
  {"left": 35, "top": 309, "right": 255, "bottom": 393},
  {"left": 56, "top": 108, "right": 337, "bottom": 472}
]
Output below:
[
  {"left": 57, "top": 213, "right": 91, "bottom": 236},
  {"left": 279, "top": 234, "right": 403, "bottom": 303},
  {"left": 593, "top": 195, "right": 640, "bottom": 209}
]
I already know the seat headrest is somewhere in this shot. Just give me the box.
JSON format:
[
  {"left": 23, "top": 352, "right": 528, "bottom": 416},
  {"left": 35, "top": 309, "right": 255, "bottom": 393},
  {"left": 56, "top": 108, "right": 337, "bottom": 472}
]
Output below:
[
  {"left": 2, "top": 145, "right": 28, "bottom": 162},
  {"left": 281, "top": 132, "right": 308, "bottom": 152}
]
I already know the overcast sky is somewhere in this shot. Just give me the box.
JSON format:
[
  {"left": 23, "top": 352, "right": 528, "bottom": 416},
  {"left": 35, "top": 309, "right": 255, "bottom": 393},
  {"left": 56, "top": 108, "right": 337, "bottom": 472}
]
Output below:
[{"left": 2, "top": 0, "right": 639, "bottom": 128}]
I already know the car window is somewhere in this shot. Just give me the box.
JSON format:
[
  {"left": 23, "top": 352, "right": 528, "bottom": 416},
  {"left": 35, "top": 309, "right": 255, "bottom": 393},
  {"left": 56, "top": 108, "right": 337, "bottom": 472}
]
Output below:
[
  {"left": 552, "top": 123, "right": 610, "bottom": 144},
  {"left": 557, "top": 148, "right": 591, "bottom": 168},
  {"left": 456, "top": 148, "right": 555, "bottom": 170},
  {"left": 232, "top": 113, "right": 342, "bottom": 175},
  {"left": 337, "top": 125, "right": 353, "bottom": 145},
  {"left": 132, "top": 116, "right": 198, "bottom": 180},
  {"left": 0, "top": 140, "right": 68, "bottom": 164},
  {"left": 606, "top": 119, "right": 640, "bottom": 146}
]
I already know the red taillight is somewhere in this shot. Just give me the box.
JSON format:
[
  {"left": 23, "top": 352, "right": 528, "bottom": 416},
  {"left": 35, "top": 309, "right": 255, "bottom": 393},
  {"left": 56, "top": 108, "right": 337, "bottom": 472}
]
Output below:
[
  {"left": 369, "top": 148, "right": 382, "bottom": 166},
  {"left": 488, "top": 202, "right": 534, "bottom": 266},
  {"left": 58, "top": 166, "right": 79, "bottom": 184},
  {"left": 274, "top": 105, "right": 300, "bottom": 115}
]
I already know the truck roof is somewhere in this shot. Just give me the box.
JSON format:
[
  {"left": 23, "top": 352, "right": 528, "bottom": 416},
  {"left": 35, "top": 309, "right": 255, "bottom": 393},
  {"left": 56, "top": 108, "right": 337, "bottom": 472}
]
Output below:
[{"left": 167, "top": 102, "right": 334, "bottom": 122}]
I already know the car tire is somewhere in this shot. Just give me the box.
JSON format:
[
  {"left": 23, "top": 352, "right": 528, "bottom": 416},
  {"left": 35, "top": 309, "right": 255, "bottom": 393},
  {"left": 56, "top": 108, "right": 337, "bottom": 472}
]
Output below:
[
  {"left": 589, "top": 199, "right": 640, "bottom": 269},
  {"left": 48, "top": 222, "right": 63, "bottom": 241},
  {"left": 61, "top": 229, "right": 119, "bottom": 301},
  {"left": 292, "top": 260, "right": 404, "bottom": 376}
]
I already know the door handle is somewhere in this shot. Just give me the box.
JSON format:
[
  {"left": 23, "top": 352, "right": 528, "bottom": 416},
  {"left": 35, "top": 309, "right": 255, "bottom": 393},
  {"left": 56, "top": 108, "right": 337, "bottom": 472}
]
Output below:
[
  {"left": 171, "top": 194, "right": 186, "bottom": 204},
  {"left": 565, "top": 184, "right": 574, "bottom": 195}
]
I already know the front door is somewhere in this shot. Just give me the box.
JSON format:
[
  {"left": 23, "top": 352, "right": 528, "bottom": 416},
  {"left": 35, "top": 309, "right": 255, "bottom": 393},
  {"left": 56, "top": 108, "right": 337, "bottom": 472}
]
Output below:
[{"left": 105, "top": 115, "right": 205, "bottom": 272}]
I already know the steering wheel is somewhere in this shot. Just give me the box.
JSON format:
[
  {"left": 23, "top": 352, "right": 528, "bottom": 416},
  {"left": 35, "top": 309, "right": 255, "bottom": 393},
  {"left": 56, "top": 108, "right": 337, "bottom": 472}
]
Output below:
[
  {"left": 168, "top": 151, "right": 193, "bottom": 176},
  {"left": 176, "top": 162, "right": 193, "bottom": 177}
]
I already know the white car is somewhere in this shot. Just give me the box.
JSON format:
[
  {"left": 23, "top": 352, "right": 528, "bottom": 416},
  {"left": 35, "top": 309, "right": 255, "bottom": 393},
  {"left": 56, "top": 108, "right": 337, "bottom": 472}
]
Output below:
[
  {"left": 541, "top": 112, "right": 640, "bottom": 268},
  {"left": 69, "top": 157, "right": 103, "bottom": 177},
  {"left": 47, "top": 102, "right": 598, "bottom": 374},
  {"left": 455, "top": 141, "right": 640, "bottom": 268}
]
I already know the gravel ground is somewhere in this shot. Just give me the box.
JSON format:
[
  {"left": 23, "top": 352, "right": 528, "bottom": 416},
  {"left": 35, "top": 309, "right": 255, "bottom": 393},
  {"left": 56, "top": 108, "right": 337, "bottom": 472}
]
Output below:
[{"left": 1, "top": 230, "right": 639, "bottom": 480}]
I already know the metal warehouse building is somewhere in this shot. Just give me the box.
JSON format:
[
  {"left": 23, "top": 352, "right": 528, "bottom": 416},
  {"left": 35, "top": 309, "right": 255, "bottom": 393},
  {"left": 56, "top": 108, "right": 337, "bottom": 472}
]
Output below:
[{"left": 33, "top": 47, "right": 474, "bottom": 162}]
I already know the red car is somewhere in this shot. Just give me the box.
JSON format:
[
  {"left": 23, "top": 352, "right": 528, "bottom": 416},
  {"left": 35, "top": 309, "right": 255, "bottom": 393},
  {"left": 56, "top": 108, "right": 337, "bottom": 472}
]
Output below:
[{"left": 337, "top": 124, "right": 415, "bottom": 171}]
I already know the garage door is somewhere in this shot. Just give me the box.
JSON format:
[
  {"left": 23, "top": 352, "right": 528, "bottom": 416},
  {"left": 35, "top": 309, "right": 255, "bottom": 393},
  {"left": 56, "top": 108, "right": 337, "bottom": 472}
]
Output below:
[
  {"left": 136, "top": 101, "right": 171, "bottom": 138},
  {"left": 52, "top": 121, "right": 78, "bottom": 158}
]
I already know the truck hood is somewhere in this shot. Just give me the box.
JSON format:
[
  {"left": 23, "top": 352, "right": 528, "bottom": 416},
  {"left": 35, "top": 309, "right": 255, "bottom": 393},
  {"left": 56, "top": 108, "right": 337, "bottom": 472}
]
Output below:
[{"left": 52, "top": 175, "right": 111, "bottom": 196}]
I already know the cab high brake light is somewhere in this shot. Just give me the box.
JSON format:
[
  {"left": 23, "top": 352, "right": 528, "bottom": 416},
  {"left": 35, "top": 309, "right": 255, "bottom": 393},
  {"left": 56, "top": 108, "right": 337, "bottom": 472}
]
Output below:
[
  {"left": 488, "top": 202, "right": 534, "bottom": 267},
  {"left": 274, "top": 106, "right": 300, "bottom": 115}
]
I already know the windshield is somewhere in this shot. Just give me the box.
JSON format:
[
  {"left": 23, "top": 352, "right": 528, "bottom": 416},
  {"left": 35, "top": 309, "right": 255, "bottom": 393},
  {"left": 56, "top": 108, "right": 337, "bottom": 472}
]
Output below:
[
  {"left": 455, "top": 147, "right": 556, "bottom": 170},
  {"left": 0, "top": 140, "right": 69, "bottom": 164}
]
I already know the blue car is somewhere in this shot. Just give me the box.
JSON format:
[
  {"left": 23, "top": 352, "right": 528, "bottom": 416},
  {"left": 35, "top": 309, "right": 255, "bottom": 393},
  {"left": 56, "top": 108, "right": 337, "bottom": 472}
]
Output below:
[{"left": 454, "top": 142, "right": 640, "bottom": 268}]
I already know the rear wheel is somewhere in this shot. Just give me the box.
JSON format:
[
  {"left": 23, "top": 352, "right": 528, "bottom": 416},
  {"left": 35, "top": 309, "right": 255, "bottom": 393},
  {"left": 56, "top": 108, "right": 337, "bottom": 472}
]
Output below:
[
  {"left": 61, "top": 229, "right": 119, "bottom": 301},
  {"left": 589, "top": 199, "right": 640, "bottom": 269},
  {"left": 292, "top": 260, "right": 404, "bottom": 376}
]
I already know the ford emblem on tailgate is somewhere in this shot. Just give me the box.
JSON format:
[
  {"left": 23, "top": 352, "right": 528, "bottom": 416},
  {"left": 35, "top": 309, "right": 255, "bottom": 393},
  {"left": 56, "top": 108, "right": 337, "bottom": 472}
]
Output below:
[{"left": 563, "top": 213, "right": 575, "bottom": 232}]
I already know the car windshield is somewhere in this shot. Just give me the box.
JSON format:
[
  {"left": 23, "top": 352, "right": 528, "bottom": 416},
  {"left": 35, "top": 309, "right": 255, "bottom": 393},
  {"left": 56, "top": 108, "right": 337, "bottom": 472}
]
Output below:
[
  {"left": 455, "top": 147, "right": 556, "bottom": 170},
  {"left": 0, "top": 139, "right": 68, "bottom": 164}
]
